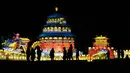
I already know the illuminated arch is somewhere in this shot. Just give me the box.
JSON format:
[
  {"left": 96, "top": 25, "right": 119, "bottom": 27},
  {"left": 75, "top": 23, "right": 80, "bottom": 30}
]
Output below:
[{"left": 32, "top": 41, "right": 40, "bottom": 49}]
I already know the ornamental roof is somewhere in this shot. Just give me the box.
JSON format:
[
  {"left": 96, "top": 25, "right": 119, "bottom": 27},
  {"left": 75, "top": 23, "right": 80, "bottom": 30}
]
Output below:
[
  {"left": 48, "top": 13, "right": 65, "bottom": 18},
  {"left": 39, "top": 32, "right": 74, "bottom": 37},
  {"left": 44, "top": 23, "right": 69, "bottom": 27}
]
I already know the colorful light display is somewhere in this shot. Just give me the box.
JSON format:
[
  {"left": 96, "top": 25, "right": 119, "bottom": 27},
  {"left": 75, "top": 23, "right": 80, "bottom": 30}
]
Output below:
[
  {"left": 0, "top": 7, "right": 129, "bottom": 61},
  {"left": 88, "top": 35, "right": 115, "bottom": 59},
  {"left": 38, "top": 7, "right": 75, "bottom": 52},
  {"left": 2, "top": 33, "right": 30, "bottom": 53}
]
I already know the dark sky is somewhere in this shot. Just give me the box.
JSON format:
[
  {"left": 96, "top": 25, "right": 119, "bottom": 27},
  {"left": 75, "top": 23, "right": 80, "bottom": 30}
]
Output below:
[{"left": 0, "top": 3, "right": 129, "bottom": 50}]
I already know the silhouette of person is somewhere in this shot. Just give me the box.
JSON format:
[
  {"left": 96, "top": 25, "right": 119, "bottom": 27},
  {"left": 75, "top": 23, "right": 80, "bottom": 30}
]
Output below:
[
  {"left": 50, "top": 48, "right": 55, "bottom": 60},
  {"left": 121, "top": 49, "right": 124, "bottom": 59},
  {"left": 30, "top": 48, "right": 35, "bottom": 62},
  {"left": 63, "top": 47, "right": 67, "bottom": 60},
  {"left": 107, "top": 50, "right": 110, "bottom": 59},
  {"left": 26, "top": 41, "right": 32, "bottom": 61},
  {"left": 26, "top": 47, "right": 31, "bottom": 61},
  {"left": 76, "top": 49, "right": 79, "bottom": 60},
  {"left": 36, "top": 45, "right": 41, "bottom": 61},
  {"left": 68, "top": 44, "right": 73, "bottom": 60}
]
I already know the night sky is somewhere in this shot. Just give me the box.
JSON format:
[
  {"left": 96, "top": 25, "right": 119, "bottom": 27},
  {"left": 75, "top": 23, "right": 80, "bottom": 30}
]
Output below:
[{"left": 0, "top": 3, "right": 129, "bottom": 50}]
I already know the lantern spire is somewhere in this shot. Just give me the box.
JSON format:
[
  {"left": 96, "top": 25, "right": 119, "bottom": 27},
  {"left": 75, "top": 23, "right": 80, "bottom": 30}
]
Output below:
[{"left": 55, "top": 7, "right": 58, "bottom": 12}]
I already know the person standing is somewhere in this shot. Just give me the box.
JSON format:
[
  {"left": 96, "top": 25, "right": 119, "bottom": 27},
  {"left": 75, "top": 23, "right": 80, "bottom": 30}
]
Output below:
[
  {"left": 68, "top": 44, "right": 73, "bottom": 60},
  {"left": 50, "top": 48, "right": 55, "bottom": 60},
  {"left": 26, "top": 41, "right": 32, "bottom": 62},
  {"left": 31, "top": 48, "right": 35, "bottom": 62},
  {"left": 63, "top": 47, "right": 67, "bottom": 60},
  {"left": 26, "top": 48, "right": 31, "bottom": 61},
  {"left": 36, "top": 46, "right": 41, "bottom": 61}
]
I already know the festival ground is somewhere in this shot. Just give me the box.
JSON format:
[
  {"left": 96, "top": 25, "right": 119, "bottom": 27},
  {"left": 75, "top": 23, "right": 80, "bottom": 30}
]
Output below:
[{"left": 0, "top": 59, "right": 130, "bottom": 72}]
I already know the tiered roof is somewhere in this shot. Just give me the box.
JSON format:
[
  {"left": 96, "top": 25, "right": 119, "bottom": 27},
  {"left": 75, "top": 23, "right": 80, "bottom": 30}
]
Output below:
[
  {"left": 39, "top": 32, "right": 74, "bottom": 37},
  {"left": 39, "top": 8, "right": 74, "bottom": 38}
]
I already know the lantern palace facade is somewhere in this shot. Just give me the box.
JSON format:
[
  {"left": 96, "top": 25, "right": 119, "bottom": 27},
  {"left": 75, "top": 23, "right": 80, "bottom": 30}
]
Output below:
[
  {"left": 39, "top": 9, "right": 75, "bottom": 52},
  {"left": 88, "top": 35, "right": 115, "bottom": 59}
]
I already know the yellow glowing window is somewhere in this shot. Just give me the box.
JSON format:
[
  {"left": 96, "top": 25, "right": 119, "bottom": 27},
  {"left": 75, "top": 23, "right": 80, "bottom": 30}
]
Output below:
[
  {"left": 58, "top": 27, "right": 61, "bottom": 29},
  {"left": 52, "top": 19, "right": 54, "bottom": 21},
  {"left": 45, "top": 37, "right": 48, "bottom": 40},
  {"left": 64, "top": 37, "right": 67, "bottom": 39},
  {"left": 54, "top": 37, "right": 57, "bottom": 39},
  {"left": 59, "top": 37, "right": 62, "bottom": 39},
  {"left": 51, "top": 27, "right": 53, "bottom": 29},
  {"left": 49, "top": 37, "right": 52, "bottom": 39},
  {"left": 54, "top": 27, "right": 57, "bottom": 29},
  {"left": 47, "top": 27, "right": 50, "bottom": 30}
]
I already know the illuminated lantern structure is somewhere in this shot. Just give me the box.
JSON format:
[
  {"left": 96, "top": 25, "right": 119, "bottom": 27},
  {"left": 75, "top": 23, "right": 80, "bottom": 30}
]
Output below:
[
  {"left": 5, "top": 33, "right": 30, "bottom": 53},
  {"left": 88, "top": 35, "right": 115, "bottom": 59},
  {"left": 39, "top": 7, "right": 75, "bottom": 52}
]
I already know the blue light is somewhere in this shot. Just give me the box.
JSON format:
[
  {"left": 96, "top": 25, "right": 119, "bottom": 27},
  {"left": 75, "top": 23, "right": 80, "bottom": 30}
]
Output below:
[
  {"left": 101, "top": 49, "right": 107, "bottom": 53},
  {"left": 48, "top": 13, "right": 65, "bottom": 18}
]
